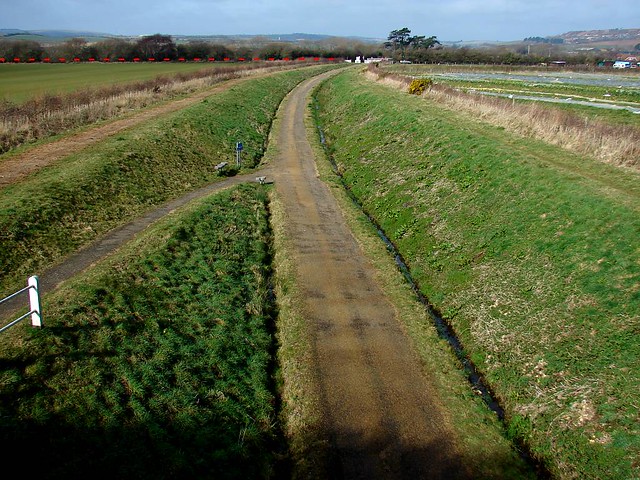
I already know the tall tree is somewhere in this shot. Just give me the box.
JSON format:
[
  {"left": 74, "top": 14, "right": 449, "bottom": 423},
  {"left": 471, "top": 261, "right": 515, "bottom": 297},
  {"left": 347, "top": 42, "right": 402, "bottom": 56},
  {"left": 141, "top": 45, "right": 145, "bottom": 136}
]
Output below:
[
  {"left": 385, "top": 28, "right": 413, "bottom": 60},
  {"left": 409, "top": 35, "right": 440, "bottom": 50},
  {"left": 385, "top": 28, "right": 440, "bottom": 61}
]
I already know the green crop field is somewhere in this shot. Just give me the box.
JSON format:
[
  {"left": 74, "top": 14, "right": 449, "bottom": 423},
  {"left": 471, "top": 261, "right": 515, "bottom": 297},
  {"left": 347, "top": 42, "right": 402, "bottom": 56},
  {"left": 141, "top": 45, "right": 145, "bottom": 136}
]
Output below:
[
  {"left": 382, "top": 64, "right": 640, "bottom": 126},
  {"left": 0, "top": 62, "right": 239, "bottom": 103},
  {"left": 314, "top": 68, "right": 640, "bottom": 479}
]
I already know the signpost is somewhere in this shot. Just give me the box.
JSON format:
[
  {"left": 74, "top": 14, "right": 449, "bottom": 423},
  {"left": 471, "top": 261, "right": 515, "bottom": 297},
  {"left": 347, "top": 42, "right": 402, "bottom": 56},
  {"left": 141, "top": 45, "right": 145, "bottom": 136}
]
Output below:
[{"left": 235, "top": 142, "right": 243, "bottom": 167}]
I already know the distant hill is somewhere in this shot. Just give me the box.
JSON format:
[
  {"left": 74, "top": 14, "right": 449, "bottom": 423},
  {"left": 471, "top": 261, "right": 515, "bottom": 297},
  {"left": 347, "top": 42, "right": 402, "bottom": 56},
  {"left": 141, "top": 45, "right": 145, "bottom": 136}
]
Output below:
[
  {"left": 520, "top": 28, "right": 640, "bottom": 51},
  {"left": 555, "top": 28, "right": 640, "bottom": 44},
  {"left": 4, "top": 27, "right": 636, "bottom": 47},
  {"left": 172, "top": 32, "right": 336, "bottom": 43},
  {"left": 0, "top": 29, "right": 31, "bottom": 36},
  {"left": 0, "top": 28, "right": 114, "bottom": 39},
  {"left": 0, "top": 28, "right": 382, "bottom": 44}
]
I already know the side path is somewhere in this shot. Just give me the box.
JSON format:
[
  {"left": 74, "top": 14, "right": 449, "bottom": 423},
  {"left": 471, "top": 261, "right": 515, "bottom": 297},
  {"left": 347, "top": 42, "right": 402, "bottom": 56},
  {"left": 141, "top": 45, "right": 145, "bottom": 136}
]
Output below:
[
  {"left": 270, "top": 72, "right": 471, "bottom": 478},
  {"left": 0, "top": 170, "right": 272, "bottom": 319}
]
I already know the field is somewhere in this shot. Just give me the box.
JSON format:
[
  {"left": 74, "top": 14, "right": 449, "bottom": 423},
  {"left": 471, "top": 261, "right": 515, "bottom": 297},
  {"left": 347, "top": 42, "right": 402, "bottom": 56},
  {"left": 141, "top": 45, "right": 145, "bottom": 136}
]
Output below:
[
  {"left": 383, "top": 64, "right": 640, "bottom": 118},
  {"left": 369, "top": 64, "right": 640, "bottom": 169},
  {"left": 0, "top": 62, "right": 249, "bottom": 103},
  {"left": 314, "top": 67, "right": 640, "bottom": 479}
]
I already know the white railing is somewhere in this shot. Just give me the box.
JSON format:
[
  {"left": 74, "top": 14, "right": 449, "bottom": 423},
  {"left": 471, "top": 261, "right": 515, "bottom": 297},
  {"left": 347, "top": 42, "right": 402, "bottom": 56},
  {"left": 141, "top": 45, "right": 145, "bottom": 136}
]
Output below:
[{"left": 0, "top": 276, "right": 42, "bottom": 333}]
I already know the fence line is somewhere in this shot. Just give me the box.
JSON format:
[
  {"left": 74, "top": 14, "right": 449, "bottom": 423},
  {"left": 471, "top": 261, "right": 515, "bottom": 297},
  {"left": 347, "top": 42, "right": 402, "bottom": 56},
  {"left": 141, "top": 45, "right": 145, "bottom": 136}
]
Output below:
[{"left": 0, "top": 276, "right": 42, "bottom": 333}]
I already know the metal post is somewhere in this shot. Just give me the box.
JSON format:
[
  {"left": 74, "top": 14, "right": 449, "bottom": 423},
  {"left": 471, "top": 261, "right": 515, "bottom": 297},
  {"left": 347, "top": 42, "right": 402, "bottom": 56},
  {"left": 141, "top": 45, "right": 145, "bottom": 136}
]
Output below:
[
  {"left": 235, "top": 142, "right": 243, "bottom": 168},
  {"left": 28, "top": 275, "right": 42, "bottom": 327}
]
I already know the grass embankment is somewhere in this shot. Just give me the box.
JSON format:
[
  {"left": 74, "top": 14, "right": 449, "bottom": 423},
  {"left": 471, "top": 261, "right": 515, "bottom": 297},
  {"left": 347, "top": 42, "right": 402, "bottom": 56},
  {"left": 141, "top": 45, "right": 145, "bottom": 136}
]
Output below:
[
  {"left": 0, "top": 184, "right": 282, "bottom": 479},
  {"left": 315, "top": 68, "right": 640, "bottom": 479},
  {"left": 0, "top": 64, "right": 338, "bottom": 295}
]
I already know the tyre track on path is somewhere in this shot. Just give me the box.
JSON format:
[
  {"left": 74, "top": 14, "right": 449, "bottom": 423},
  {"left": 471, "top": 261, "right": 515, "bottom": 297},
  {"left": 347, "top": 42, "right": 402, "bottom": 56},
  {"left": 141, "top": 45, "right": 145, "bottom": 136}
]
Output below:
[{"left": 271, "top": 72, "right": 471, "bottom": 479}]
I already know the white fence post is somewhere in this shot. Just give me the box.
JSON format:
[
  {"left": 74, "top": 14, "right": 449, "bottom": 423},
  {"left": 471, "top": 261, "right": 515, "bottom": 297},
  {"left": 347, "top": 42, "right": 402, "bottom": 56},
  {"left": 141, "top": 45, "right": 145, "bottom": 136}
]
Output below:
[{"left": 28, "top": 275, "right": 42, "bottom": 328}]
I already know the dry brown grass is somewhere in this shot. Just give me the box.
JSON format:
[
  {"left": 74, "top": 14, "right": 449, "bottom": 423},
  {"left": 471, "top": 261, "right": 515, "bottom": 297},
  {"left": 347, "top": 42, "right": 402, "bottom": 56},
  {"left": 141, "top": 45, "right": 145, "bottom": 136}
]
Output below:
[
  {"left": 365, "top": 65, "right": 640, "bottom": 170},
  {"left": 363, "top": 67, "right": 411, "bottom": 91}
]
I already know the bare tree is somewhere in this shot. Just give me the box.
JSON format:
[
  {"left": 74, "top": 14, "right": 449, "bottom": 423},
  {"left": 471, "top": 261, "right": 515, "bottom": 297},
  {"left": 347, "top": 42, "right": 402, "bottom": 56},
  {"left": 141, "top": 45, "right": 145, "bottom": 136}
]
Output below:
[
  {"left": 136, "top": 34, "right": 177, "bottom": 60},
  {"left": 62, "top": 38, "right": 87, "bottom": 59}
]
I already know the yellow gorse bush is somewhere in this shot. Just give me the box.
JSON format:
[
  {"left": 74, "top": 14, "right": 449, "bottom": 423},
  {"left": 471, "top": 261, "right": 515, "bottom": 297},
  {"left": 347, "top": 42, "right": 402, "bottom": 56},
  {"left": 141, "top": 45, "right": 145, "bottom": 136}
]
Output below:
[{"left": 408, "top": 78, "right": 433, "bottom": 95}]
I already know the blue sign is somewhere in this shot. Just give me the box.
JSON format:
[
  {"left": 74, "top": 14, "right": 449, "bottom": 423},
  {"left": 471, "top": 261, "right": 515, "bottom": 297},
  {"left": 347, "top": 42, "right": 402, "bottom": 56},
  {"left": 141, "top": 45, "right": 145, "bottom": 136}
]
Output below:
[{"left": 236, "top": 142, "right": 243, "bottom": 151}]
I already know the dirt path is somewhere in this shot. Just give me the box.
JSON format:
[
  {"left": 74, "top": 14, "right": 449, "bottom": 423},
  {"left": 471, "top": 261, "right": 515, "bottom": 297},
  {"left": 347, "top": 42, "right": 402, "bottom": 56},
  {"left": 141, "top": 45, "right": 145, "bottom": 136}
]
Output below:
[
  {"left": 271, "top": 72, "right": 470, "bottom": 478},
  {"left": 0, "top": 74, "right": 258, "bottom": 187}
]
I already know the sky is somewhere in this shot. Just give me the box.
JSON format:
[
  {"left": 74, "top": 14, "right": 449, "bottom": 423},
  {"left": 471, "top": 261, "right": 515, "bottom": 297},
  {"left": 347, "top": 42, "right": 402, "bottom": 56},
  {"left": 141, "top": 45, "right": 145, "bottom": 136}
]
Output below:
[{"left": 1, "top": 0, "right": 639, "bottom": 42}]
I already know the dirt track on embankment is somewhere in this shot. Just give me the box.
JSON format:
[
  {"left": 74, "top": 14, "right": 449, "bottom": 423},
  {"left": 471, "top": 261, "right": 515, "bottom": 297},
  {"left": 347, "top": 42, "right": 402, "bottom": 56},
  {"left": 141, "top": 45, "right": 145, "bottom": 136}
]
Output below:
[{"left": 270, "top": 71, "right": 471, "bottom": 479}]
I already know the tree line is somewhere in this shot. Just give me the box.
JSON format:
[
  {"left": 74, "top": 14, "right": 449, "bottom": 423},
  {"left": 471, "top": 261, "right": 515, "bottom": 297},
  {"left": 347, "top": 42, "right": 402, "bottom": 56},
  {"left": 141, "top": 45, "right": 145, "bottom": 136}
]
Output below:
[
  {"left": 382, "top": 28, "right": 628, "bottom": 66},
  {"left": 0, "top": 34, "right": 386, "bottom": 62},
  {"left": 0, "top": 30, "right": 631, "bottom": 65}
]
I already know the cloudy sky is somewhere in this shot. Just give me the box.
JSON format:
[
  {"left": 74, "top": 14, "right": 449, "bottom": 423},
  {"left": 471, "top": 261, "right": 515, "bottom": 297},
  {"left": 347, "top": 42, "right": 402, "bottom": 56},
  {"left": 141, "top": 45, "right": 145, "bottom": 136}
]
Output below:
[{"left": 2, "top": 0, "right": 638, "bottom": 41}]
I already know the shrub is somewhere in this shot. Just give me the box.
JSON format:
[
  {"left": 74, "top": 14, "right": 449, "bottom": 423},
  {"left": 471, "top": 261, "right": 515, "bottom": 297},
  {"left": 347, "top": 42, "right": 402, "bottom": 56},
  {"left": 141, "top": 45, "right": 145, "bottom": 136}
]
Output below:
[{"left": 408, "top": 78, "right": 433, "bottom": 95}]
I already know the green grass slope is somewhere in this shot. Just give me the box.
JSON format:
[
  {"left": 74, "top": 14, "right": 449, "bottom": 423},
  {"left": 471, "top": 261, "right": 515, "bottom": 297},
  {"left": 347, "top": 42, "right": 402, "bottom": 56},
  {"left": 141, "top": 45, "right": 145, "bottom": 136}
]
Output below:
[
  {"left": 315, "top": 68, "right": 640, "bottom": 479},
  {"left": 0, "top": 184, "right": 280, "bottom": 479}
]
